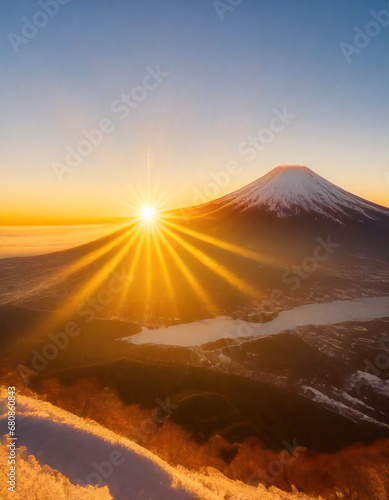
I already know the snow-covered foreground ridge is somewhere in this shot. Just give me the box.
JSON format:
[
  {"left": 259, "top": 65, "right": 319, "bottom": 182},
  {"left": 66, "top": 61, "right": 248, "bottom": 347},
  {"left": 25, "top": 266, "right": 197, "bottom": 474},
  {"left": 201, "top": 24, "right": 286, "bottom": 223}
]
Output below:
[
  {"left": 0, "top": 389, "right": 316, "bottom": 500},
  {"left": 122, "top": 296, "right": 389, "bottom": 347},
  {"left": 217, "top": 165, "right": 389, "bottom": 222}
]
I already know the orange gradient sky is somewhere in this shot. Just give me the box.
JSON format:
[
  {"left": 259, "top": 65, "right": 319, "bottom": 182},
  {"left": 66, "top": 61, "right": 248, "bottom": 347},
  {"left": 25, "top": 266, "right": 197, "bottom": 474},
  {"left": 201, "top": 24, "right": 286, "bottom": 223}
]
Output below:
[{"left": 1, "top": 0, "right": 388, "bottom": 224}]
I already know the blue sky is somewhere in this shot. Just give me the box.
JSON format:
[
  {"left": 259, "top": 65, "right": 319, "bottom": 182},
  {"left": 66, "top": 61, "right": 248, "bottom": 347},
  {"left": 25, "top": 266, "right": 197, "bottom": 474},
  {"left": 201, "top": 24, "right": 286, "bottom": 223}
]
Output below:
[{"left": 1, "top": 0, "right": 388, "bottom": 221}]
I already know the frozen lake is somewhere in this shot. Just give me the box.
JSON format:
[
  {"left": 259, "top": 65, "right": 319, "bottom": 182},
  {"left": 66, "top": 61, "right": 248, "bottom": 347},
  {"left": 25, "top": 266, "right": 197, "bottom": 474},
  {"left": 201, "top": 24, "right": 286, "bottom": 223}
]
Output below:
[{"left": 121, "top": 296, "right": 389, "bottom": 347}]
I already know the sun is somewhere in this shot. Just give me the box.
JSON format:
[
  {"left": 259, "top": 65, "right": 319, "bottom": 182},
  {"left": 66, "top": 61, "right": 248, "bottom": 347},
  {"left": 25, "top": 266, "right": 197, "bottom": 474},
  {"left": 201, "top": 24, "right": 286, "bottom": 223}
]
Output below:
[{"left": 141, "top": 205, "right": 157, "bottom": 223}]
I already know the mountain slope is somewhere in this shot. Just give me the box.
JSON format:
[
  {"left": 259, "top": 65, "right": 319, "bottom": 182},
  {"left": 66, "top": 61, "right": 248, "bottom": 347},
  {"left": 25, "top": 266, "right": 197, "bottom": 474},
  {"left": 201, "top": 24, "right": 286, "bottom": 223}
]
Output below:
[
  {"left": 0, "top": 389, "right": 314, "bottom": 500},
  {"left": 204, "top": 165, "right": 389, "bottom": 224},
  {"left": 0, "top": 165, "right": 387, "bottom": 321}
]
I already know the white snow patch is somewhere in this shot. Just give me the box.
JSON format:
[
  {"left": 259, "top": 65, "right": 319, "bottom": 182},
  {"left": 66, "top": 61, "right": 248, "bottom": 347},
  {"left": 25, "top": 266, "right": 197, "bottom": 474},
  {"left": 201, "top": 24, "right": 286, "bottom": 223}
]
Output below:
[
  {"left": 218, "top": 353, "right": 231, "bottom": 363},
  {"left": 348, "top": 371, "right": 389, "bottom": 397},
  {"left": 331, "top": 388, "right": 375, "bottom": 411},
  {"left": 300, "top": 386, "right": 388, "bottom": 428}
]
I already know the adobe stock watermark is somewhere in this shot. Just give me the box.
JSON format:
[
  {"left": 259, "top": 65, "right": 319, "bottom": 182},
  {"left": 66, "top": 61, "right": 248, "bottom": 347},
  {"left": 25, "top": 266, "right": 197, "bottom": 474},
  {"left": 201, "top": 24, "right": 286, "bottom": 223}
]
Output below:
[
  {"left": 214, "top": 233, "right": 340, "bottom": 360},
  {"left": 340, "top": 5, "right": 389, "bottom": 63},
  {"left": 7, "top": 0, "right": 71, "bottom": 54},
  {"left": 213, "top": 0, "right": 244, "bottom": 22},
  {"left": 76, "top": 449, "right": 125, "bottom": 488},
  {"left": 17, "top": 267, "right": 130, "bottom": 386},
  {"left": 132, "top": 396, "right": 179, "bottom": 443},
  {"left": 192, "top": 106, "right": 296, "bottom": 205},
  {"left": 52, "top": 65, "right": 169, "bottom": 182},
  {"left": 247, "top": 439, "right": 302, "bottom": 487},
  {"left": 282, "top": 235, "right": 340, "bottom": 291},
  {"left": 76, "top": 396, "right": 178, "bottom": 486},
  {"left": 251, "top": 235, "right": 340, "bottom": 318}
]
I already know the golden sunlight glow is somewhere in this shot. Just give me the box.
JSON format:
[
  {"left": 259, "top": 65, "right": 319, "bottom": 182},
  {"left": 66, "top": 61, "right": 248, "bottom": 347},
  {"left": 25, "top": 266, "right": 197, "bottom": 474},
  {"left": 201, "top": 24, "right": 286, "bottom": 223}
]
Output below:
[
  {"left": 141, "top": 205, "right": 157, "bottom": 223},
  {"left": 20, "top": 177, "right": 268, "bottom": 339}
]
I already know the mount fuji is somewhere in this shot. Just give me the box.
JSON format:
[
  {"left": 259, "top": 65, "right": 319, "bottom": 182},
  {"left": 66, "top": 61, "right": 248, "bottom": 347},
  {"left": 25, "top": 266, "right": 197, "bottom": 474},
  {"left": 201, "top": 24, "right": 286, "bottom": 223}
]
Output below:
[{"left": 203, "top": 165, "right": 389, "bottom": 225}]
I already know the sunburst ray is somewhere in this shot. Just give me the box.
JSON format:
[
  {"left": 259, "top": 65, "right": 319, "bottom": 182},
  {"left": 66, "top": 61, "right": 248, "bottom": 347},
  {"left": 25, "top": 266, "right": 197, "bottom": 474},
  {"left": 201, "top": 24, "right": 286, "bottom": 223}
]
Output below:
[
  {"left": 157, "top": 227, "right": 218, "bottom": 316},
  {"left": 161, "top": 225, "right": 259, "bottom": 299},
  {"left": 162, "top": 219, "right": 273, "bottom": 265}
]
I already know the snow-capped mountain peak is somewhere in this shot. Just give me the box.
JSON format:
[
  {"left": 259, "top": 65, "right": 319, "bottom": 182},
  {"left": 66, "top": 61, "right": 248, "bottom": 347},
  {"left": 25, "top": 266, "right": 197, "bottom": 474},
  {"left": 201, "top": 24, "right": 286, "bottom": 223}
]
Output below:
[{"left": 218, "top": 165, "right": 389, "bottom": 223}]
